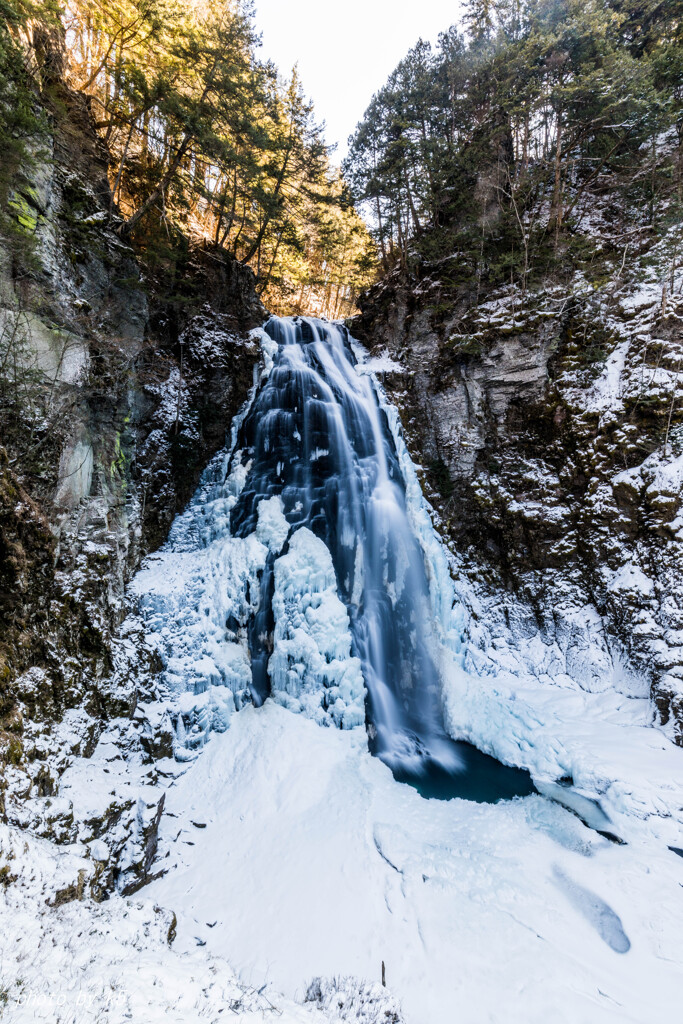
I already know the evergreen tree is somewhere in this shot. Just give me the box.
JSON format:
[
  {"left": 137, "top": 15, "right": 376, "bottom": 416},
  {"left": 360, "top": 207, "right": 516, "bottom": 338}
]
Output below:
[
  {"left": 347, "top": 0, "right": 680, "bottom": 292},
  {"left": 0, "top": 0, "right": 373, "bottom": 314}
]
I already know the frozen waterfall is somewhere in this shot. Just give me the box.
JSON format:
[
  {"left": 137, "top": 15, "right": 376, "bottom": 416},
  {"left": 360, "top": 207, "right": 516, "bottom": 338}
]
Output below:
[
  {"left": 132, "top": 316, "right": 533, "bottom": 801},
  {"left": 228, "top": 317, "right": 533, "bottom": 801}
]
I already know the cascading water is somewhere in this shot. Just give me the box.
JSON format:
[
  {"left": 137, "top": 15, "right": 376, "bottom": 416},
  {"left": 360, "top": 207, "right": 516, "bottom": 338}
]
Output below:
[{"left": 230, "top": 316, "right": 533, "bottom": 802}]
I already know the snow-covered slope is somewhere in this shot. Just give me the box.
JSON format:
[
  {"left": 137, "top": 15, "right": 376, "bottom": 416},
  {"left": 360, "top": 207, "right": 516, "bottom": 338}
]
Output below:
[
  {"left": 0, "top": 817, "right": 332, "bottom": 1023},
  {"left": 148, "top": 704, "right": 683, "bottom": 1023},
  {"left": 2, "top": 320, "right": 682, "bottom": 1024}
]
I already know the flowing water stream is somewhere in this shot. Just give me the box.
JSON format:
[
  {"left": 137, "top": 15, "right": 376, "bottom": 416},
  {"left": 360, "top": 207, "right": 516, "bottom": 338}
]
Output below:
[{"left": 231, "top": 316, "right": 534, "bottom": 802}]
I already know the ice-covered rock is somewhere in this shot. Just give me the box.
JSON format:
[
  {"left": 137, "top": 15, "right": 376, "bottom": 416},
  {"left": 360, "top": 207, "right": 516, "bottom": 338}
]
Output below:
[
  {"left": 256, "top": 494, "right": 290, "bottom": 553},
  {"left": 269, "top": 528, "right": 366, "bottom": 728},
  {"left": 89, "top": 838, "right": 110, "bottom": 863}
]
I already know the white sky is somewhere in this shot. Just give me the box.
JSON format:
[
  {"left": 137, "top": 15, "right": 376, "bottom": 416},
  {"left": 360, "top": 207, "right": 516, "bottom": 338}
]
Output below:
[{"left": 252, "top": 0, "right": 464, "bottom": 161}]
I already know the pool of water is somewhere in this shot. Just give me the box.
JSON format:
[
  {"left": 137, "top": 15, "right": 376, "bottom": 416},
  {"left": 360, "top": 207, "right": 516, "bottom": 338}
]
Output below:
[{"left": 388, "top": 737, "right": 537, "bottom": 802}]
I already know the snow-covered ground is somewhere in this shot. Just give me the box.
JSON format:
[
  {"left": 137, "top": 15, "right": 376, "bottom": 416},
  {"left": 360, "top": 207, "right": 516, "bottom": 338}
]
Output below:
[
  {"left": 12, "top": 682, "right": 678, "bottom": 1023},
  {"left": 0, "top": 810, "right": 373, "bottom": 1023},
  {"left": 147, "top": 702, "right": 682, "bottom": 1024},
  {"left": 2, "top": 322, "right": 682, "bottom": 1023},
  {"left": 0, "top": 802, "right": 400, "bottom": 1022}
]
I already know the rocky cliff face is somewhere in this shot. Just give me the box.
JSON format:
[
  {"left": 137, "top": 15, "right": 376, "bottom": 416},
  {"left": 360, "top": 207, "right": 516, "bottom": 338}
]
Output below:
[
  {"left": 1, "top": 67, "right": 680, "bottom": 900},
  {"left": 354, "top": 240, "right": 683, "bottom": 745},
  {"left": 0, "top": 81, "right": 264, "bottom": 799}
]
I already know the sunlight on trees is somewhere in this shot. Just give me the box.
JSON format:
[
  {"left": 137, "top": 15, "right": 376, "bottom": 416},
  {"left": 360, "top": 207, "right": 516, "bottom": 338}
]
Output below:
[{"left": 1, "top": 0, "right": 375, "bottom": 316}]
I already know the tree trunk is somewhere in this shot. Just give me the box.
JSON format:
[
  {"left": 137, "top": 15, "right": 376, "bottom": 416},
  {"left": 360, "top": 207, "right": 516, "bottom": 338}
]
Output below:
[
  {"left": 119, "top": 132, "right": 194, "bottom": 236},
  {"left": 240, "top": 132, "right": 294, "bottom": 265},
  {"left": 549, "top": 106, "right": 563, "bottom": 237}
]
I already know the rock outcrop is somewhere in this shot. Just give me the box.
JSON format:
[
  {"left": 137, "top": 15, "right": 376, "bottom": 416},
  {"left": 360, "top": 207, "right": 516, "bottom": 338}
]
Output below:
[
  {"left": 0, "top": 79, "right": 263, "bottom": 784},
  {"left": 354, "top": 246, "right": 683, "bottom": 744}
]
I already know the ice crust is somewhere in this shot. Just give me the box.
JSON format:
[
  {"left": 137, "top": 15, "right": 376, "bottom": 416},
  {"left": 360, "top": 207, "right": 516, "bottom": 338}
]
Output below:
[{"left": 270, "top": 527, "right": 366, "bottom": 728}]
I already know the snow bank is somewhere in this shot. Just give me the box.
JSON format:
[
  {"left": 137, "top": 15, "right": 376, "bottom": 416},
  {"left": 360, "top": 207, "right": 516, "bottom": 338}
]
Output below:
[
  {"left": 147, "top": 702, "right": 683, "bottom": 1024},
  {"left": 0, "top": 821, "right": 334, "bottom": 1024}
]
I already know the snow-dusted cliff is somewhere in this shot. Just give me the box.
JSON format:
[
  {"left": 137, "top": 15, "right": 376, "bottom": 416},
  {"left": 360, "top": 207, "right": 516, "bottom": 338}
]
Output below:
[
  {"left": 354, "top": 224, "right": 683, "bottom": 749},
  {"left": 2, "top": 316, "right": 682, "bottom": 1023},
  {"left": 0, "top": 80, "right": 264, "bottom": 775}
]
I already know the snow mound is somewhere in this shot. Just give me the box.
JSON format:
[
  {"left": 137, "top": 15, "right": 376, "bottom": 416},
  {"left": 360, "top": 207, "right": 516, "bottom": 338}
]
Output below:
[
  {"left": 305, "top": 977, "right": 404, "bottom": 1023},
  {"left": 0, "top": 822, "right": 331, "bottom": 1024},
  {"left": 147, "top": 703, "right": 683, "bottom": 1024}
]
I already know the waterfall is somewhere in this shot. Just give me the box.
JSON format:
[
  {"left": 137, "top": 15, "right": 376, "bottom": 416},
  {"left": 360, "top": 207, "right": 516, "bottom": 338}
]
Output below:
[
  {"left": 228, "top": 316, "right": 533, "bottom": 802},
  {"left": 129, "top": 315, "right": 532, "bottom": 799}
]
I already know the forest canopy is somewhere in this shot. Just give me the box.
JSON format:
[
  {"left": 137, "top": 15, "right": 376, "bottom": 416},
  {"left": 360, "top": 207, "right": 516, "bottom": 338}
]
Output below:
[
  {"left": 3, "top": 0, "right": 680, "bottom": 314},
  {"left": 0, "top": 0, "right": 375, "bottom": 316},
  {"left": 345, "top": 0, "right": 682, "bottom": 293}
]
